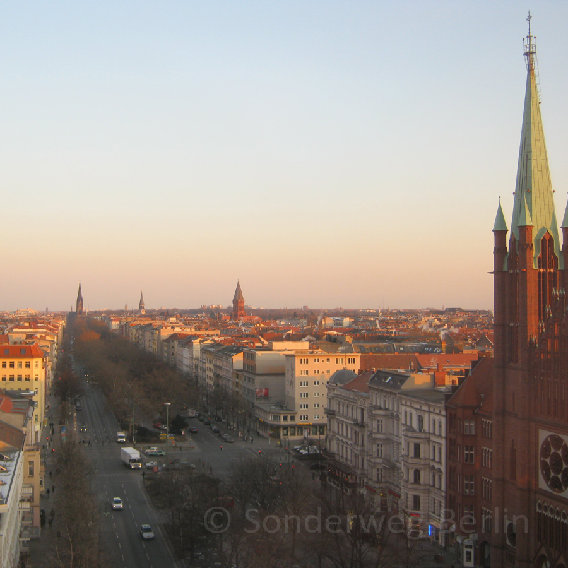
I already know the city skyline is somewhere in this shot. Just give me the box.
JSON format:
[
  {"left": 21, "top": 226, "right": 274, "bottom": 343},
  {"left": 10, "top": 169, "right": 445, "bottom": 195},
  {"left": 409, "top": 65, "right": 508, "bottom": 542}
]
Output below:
[{"left": 1, "top": 3, "right": 568, "bottom": 311}]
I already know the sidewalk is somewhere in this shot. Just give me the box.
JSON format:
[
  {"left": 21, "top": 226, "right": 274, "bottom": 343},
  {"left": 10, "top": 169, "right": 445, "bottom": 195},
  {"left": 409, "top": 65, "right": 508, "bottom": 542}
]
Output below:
[{"left": 27, "top": 394, "right": 61, "bottom": 568}]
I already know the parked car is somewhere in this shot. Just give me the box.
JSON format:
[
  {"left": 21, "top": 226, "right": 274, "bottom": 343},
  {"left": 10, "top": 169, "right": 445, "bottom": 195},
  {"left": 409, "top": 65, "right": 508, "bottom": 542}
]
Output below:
[
  {"left": 140, "top": 524, "right": 155, "bottom": 540},
  {"left": 111, "top": 497, "right": 123, "bottom": 511},
  {"left": 189, "top": 426, "right": 199, "bottom": 434},
  {"left": 145, "top": 460, "right": 158, "bottom": 469}
]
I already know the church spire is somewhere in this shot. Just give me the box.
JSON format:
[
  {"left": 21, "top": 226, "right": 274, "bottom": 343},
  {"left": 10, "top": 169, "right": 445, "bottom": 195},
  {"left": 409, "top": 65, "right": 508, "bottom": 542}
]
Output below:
[
  {"left": 76, "top": 283, "right": 84, "bottom": 315},
  {"left": 232, "top": 280, "right": 245, "bottom": 320},
  {"left": 139, "top": 290, "right": 145, "bottom": 314},
  {"left": 510, "top": 11, "right": 561, "bottom": 266}
]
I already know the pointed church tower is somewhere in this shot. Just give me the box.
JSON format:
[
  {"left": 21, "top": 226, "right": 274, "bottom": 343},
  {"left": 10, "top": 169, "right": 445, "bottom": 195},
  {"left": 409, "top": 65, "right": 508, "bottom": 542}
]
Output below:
[
  {"left": 76, "top": 283, "right": 84, "bottom": 315},
  {"left": 139, "top": 291, "right": 146, "bottom": 314},
  {"left": 232, "top": 281, "right": 245, "bottom": 321},
  {"left": 492, "top": 14, "right": 568, "bottom": 566}
]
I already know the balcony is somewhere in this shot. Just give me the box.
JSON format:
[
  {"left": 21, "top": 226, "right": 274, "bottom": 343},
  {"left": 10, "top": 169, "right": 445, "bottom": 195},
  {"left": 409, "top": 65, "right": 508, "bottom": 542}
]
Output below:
[
  {"left": 402, "top": 453, "right": 424, "bottom": 466},
  {"left": 369, "top": 430, "right": 391, "bottom": 441},
  {"left": 324, "top": 408, "right": 336, "bottom": 416}
]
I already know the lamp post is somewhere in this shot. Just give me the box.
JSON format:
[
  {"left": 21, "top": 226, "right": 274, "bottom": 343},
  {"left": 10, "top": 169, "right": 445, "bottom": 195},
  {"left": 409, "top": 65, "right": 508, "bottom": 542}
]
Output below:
[{"left": 164, "top": 402, "right": 171, "bottom": 439}]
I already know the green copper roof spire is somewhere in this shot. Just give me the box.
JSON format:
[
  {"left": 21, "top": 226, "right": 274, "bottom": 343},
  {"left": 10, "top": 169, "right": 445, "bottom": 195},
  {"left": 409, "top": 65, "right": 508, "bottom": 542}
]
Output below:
[
  {"left": 493, "top": 198, "right": 508, "bottom": 232},
  {"left": 562, "top": 200, "right": 568, "bottom": 229},
  {"left": 510, "top": 12, "right": 561, "bottom": 265}
]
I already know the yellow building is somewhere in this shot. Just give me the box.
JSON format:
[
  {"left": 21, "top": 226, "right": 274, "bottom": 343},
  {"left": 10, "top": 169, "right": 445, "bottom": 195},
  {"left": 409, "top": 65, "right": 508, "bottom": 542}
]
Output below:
[{"left": 0, "top": 345, "right": 46, "bottom": 434}]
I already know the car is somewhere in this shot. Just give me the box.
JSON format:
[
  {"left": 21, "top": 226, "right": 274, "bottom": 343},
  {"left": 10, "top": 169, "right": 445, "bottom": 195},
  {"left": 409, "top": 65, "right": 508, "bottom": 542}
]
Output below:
[
  {"left": 203, "top": 419, "right": 211, "bottom": 425},
  {"left": 153, "top": 422, "right": 163, "bottom": 430},
  {"left": 210, "top": 425, "right": 220, "bottom": 434},
  {"left": 140, "top": 524, "right": 155, "bottom": 540},
  {"left": 189, "top": 426, "right": 199, "bottom": 434},
  {"left": 145, "top": 447, "right": 166, "bottom": 456},
  {"left": 145, "top": 460, "right": 158, "bottom": 470},
  {"left": 111, "top": 497, "right": 123, "bottom": 511},
  {"left": 79, "top": 425, "right": 88, "bottom": 432}
]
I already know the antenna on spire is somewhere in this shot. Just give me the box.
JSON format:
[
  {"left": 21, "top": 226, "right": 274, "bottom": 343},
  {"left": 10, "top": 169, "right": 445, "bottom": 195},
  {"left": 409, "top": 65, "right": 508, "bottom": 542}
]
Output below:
[{"left": 523, "top": 10, "right": 536, "bottom": 72}]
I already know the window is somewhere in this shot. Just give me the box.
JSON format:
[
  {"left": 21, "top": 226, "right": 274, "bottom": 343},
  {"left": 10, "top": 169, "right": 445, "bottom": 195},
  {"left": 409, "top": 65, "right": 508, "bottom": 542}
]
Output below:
[
  {"left": 376, "top": 444, "right": 383, "bottom": 458},
  {"left": 313, "top": 380, "right": 320, "bottom": 385},
  {"left": 464, "top": 475, "right": 475, "bottom": 495},
  {"left": 376, "top": 468, "right": 383, "bottom": 482},
  {"left": 482, "top": 447, "right": 493, "bottom": 469},
  {"left": 299, "top": 380, "right": 308, "bottom": 386},
  {"left": 300, "top": 393, "right": 309, "bottom": 398},
  {"left": 313, "top": 403, "right": 320, "bottom": 408},
  {"left": 464, "top": 420, "right": 475, "bottom": 435},
  {"left": 413, "top": 469, "right": 421, "bottom": 484},
  {"left": 1, "top": 362, "right": 5, "bottom": 368},
  {"left": 299, "top": 414, "right": 309, "bottom": 421},
  {"left": 9, "top": 375, "right": 14, "bottom": 382},
  {"left": 24, "top": 374, "right": 31, "bottom": 381},
  {"left": 314, "top": 415, "right": 320, "bottom": 420},
  {"left": 377, "top": 419, "right": 383, "bottom": 433},
  {"left": 413, "top": 443, "right": 421, "bottom": 458},
  {"left": 464, "top": 446, "right": 475, "bottom": 464},
  {"left": 28, "top": 461, "right": 34, "bottom": 476},
  {"left": 417, "top": 415, "right": 424, "bottom": 432},
  {"left": 17, "top": 361, "right": 22, "bottom": 368},
  {"left": 9, "top": 362, "right": 14, "bottom": 368},
  {"left": 412, "top": 495, "right": 421, "bottom": 511},
  {"left": 299, "top": 403, "right": 308, "bottom": 409}
]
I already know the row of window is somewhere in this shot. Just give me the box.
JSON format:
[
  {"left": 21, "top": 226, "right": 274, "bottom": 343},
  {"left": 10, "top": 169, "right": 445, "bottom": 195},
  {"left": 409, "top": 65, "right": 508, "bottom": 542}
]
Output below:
[
  {"left": 1, "top": 361, "right": 36, "bottom": 368},
  {"left": 299, "top": 379, "right": 322, "bottom": 384},
  {"left": 298, "top": 414, "right": 321, "bottom": 421},
  {"left": 1, "top": 375, "right": 39, "bottom": 382},
  {"left": 299, "top": 403, "right": 321, "bottom": 409}
]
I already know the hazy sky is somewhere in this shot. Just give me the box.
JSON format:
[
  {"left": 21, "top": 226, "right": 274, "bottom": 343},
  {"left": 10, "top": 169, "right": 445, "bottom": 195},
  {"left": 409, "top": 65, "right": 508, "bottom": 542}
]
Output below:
[{"left": 1, "top": 1, "right": 567, "bottom": 311}]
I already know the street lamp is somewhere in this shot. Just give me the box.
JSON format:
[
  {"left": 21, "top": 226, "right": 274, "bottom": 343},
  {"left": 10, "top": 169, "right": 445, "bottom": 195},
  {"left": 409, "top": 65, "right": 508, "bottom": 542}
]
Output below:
[{"left": 164, "top": 402, "right": 171, "bottom": 439}]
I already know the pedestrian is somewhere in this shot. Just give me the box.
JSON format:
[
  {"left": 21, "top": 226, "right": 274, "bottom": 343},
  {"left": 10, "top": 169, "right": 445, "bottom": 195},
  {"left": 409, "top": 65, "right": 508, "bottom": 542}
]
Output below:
[
  {"left": 220, "top": 445, "right": 223, "bottom": 451},
  {"left": 52, "top": 485, "right": 55, "bottom": 493}
]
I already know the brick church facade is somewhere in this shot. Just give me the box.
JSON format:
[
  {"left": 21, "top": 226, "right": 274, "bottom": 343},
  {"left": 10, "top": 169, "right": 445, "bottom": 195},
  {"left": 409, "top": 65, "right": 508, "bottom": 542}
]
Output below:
[{"left": 447, "top": 18, "right": 568, "bottom": 568}]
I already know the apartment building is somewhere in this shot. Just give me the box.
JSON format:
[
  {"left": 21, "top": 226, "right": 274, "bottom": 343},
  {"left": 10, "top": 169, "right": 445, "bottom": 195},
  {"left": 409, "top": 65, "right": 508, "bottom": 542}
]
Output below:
[
  {"left": 325, "top": 370, "right": 373, "bottom": 493},
  {"left": 0, "top": 346, "right": 46, "bottom": 432},
  {"left": 282, "top": 350, "right": 360, "bottom": 441},
  {"left": 0, "top": 392, "right": 40, "bottom": 550},
  {"left": 399, "top": 388, "right": 447, "bottom": 545},
  {"left": 0, "top": 424, "right": 25, "bottom": 568},
  {"left": 326, "top": 368, "right": 449, "bottom": 545}
]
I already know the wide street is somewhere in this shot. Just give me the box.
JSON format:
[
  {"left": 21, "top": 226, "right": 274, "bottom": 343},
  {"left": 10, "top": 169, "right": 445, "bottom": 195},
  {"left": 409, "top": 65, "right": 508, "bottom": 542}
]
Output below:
[{"left": 34, "top": 363, "right": 290, "bottom": 568}]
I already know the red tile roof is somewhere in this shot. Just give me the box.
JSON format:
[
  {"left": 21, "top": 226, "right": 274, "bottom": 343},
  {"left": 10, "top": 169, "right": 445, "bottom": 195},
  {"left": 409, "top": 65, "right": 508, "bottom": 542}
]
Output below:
[
  {"left": 342, "top": 371, "right": 374, "bottom": 393},
  {"left": 0, "top": 344, "right": 45, "bottom": 358}
]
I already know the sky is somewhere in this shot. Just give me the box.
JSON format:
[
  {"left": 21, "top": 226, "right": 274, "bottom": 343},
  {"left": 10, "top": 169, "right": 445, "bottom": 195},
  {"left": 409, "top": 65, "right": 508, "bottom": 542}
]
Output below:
[{"left": 1, "top": 1, "right": 567, "bottom": 312}]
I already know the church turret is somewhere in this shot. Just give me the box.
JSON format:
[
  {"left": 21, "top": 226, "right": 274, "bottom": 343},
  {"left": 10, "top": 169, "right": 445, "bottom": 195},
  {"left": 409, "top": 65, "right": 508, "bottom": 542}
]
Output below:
[
  {"left": 139, "top": 290, "right": 146, "bottom": 314},
  {"left": 493, "top": 200, "right": 508, "bottom": 367}
]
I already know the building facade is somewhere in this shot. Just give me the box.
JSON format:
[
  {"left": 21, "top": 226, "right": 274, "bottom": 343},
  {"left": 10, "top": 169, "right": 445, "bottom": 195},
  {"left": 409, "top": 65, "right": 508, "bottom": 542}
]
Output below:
[{"left": 491, "top": 22, "right": 568, "bottom": 568}]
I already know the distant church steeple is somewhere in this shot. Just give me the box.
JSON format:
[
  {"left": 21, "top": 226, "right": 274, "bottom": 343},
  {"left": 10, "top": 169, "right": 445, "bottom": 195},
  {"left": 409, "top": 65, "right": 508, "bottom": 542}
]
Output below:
[
  {"left": 76, "top": 283, "right": 84, "bottom": 315},
  {"left": 232, "top": 281, "right": 245, "bottom": 321},
  {"left": 139, "top": 290, "right": 146, "bottom": 314}
]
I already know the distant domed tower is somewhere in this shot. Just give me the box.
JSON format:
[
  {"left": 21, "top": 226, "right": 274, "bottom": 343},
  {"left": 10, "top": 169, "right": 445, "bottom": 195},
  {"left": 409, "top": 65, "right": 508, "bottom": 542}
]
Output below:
[
  {"left": 76, "top": 283, "right": 84, "bottom": 315},
  {"left": 232, "top": 281, "right": 245, "bottom": 320},
  {"left": 139, "top": 290, "right": 146, "bottom": 314}
]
